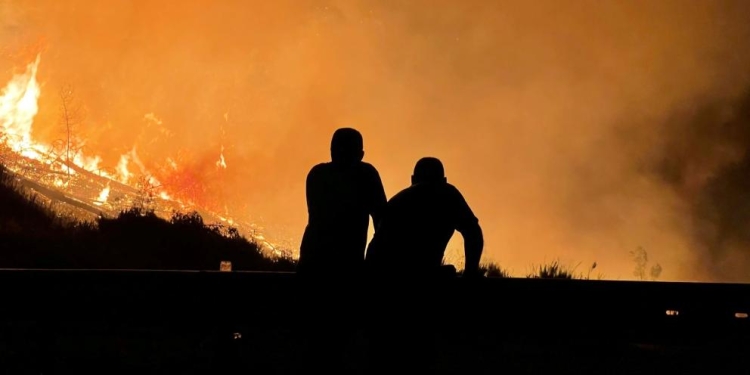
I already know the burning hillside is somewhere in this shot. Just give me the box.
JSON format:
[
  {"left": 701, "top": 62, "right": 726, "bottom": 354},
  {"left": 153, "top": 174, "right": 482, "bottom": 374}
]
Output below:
[
  {"left": 0, "top": 54, "right": 286, "bottom": 259},
  {"left": 4, "top": 1, "right": 750, "bottom": 281}
]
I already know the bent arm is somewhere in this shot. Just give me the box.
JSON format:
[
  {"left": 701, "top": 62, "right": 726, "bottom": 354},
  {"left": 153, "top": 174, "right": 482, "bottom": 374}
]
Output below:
[
  {"left": 451, "top": 185, "right": 483, "bottom": 276},
  {"left": 461, "top": 222, "right": 484, "bottom": 276}
]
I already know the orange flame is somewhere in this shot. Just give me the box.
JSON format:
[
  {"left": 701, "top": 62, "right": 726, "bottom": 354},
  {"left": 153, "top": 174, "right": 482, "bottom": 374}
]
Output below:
[
  {"left": 0, "top": 53, "right": 283, "bottom": 255},
  {"left": 0, "top": 55, "right": 44, "bottom": 160}
]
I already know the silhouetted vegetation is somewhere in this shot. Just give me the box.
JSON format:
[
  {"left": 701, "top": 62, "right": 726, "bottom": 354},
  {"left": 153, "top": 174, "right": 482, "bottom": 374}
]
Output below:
[
  {"left": 527, "top": 260, "right": 576, "bottom": 279},
  {"left": 631, "top": 246, "right": 662, "bottom": 281},
  {"left": 1, "top": 167, "right": 648, "bottom": 279},
  {"left": 525, "top": 260, "right": 602, "bottom": 280},
  {"left": 476, "top": 262, "right": 510, "bottom": 278},
  {"left": 0, "top": 166, "right": 295, "bottom": 271}
]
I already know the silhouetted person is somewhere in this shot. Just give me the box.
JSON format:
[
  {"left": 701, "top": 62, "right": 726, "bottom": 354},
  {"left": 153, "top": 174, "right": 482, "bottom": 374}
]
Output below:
[
  {"left": 363, "top": 157, "right": 484, "bottom": 374},
  {"left": 365, "top": 156, "right": 484, "bottom": 278},
  {"left": 293, "top": 128, "right": 385, "bottom": 372},
  {"left": 297, "top": 127, "right": 387, "bottom": 277}
]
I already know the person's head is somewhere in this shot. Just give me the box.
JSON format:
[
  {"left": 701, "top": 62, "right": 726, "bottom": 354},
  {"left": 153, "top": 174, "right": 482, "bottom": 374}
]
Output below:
[
  {"left": 411, "top": 157, "right": 447, "bottom": 185},
  {"left": 330, "top": 128, "right": 364, "bottom": 164}
]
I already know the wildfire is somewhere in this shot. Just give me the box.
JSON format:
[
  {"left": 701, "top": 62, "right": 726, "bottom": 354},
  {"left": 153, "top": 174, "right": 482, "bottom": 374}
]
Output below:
[
  {"left": 116, "top": 153, "right": 132, "bottom": 184},
  {"left": 216, "top": 145, "right": 227, "bottom": 169},
  {"left": 0, "top": 55, "right": 114, "bottom": 180},
  {"left": 0, "top": 53, "right": 285, "bottom": 257},
  {"left": 94, "top": 184, "right": 110, "bottom": 206},
  {"left": 0, "top": 55, "right": 45, "bottom": 160}
]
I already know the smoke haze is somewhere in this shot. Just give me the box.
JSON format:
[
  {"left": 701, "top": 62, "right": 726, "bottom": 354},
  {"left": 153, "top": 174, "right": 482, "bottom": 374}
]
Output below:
[{"left": 2, "top": 0, "right": 750, "bottom": 281}]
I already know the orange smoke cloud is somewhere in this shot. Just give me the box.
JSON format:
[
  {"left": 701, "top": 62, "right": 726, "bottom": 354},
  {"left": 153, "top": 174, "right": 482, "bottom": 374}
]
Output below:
[{"left": 2, "top": 0, "right": 750, "bottom": 281}]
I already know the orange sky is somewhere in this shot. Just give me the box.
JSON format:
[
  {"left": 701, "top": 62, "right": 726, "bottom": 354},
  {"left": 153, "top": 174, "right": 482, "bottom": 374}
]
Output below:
[{"left": 2, "top": 0, "right": 750, "bottom": 281}]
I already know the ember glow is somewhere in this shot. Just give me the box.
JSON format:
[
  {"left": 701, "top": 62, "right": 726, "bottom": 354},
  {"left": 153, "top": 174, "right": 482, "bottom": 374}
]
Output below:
[{"left": 2, "top": 1, "right": 750, "bottom": 281}]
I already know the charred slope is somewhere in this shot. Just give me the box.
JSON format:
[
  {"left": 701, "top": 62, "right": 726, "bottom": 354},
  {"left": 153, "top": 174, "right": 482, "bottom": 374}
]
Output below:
[{"left": 0, "top": 166, "right": 295, "bottom": 271}]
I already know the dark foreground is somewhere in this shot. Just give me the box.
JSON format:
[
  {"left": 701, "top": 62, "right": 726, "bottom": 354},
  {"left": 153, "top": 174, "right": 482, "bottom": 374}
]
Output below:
[{"left": 0, "top": 270, "right": 748, "bottom": 374}]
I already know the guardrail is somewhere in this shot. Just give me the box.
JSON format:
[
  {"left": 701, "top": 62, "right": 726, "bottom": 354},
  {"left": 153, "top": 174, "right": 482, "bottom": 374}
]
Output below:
[
  {"left": 0, "top": 270, "right": 747, "bottom": 373},
  {"left": 0, "top": 269, "right": 747, "bottom": 336}
]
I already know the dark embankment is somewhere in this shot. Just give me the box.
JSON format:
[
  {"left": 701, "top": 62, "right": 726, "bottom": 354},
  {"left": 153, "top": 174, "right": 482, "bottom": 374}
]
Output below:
[
  {"left": 0, "top": 166, "right": 295, "bottom": 271},
  {"left": 0, "top": 270, "right": 748, "bottom": 374},
  {"left": 1, "top": 167, "right": 749, "bottom": 374}
]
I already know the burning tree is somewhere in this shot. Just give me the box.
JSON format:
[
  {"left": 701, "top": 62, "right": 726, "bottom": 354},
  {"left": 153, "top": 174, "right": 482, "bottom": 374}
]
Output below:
[
  {"left": 55, "top": 84, "right": 87, "bottom": 181},
  {"left": 133, "top": 175, "right": 159, "bottom": 213}
]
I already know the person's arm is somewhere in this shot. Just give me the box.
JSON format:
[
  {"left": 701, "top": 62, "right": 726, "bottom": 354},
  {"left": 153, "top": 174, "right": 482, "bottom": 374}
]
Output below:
[
  {"left": 297, "top": 167, "right": 318, "bottom": 274},
  {"left": 305, "top": 165, "right": 323, "bottom": 219},
  {"left": 368, "top": 166, "right": 388, "bottom": 229},
  {"left": 452, "top": 186, "right": 484, "bottom": 277},
  {"left": 461, "top": 222, "right": 484, "bottom": 277}
]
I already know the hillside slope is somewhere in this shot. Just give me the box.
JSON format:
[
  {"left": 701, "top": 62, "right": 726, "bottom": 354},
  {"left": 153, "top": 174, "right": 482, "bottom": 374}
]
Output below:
[{"left": 0, "top": 166, "right": 295, "bottom": 271}]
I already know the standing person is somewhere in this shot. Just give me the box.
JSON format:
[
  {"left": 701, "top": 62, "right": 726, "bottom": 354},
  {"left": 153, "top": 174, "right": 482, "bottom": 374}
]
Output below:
[
  {"left": 297, "top": 127, "right": 387, "bottom": 277},
  {"left": 294, "top": 127, "right": 387, "bottom": 373}
]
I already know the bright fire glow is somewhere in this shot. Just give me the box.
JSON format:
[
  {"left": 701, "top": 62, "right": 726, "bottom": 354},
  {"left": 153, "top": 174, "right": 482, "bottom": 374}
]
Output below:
[
  {"left": 216, "top": 145, "right": 227, "bottom": 169},
  {"left": 0, "top": 53, "right": 283, "bottom": 256},
  {"left": 5, "top": 1, "right": 750, "bottom": 281},
  {"left": 94, "top": 184, "right": 110, "bottom": 206},
  {"left": 116, "top": 153, "right": 132, "bottom": 184},
  {"left": 0, "top": 55, "right": 113, "bottom": 179},
  {"left": 0, "top": 55, "right": 45, "bottom": 160}
]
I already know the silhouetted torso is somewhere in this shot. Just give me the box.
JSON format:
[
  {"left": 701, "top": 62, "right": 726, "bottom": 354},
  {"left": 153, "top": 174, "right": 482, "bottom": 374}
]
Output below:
[
  {"left": 365, "top": 181, "right": 478, "bottom": 274},
  {"left": 298, "top": 161, "right": 386, "bottom": 275}
]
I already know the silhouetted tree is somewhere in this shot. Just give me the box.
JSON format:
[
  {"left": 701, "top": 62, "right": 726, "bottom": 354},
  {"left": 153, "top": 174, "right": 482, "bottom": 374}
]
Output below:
[
  {"left": 56, "top": 84, "right": 86, "bottom": 181},
  {"left": 630, "top": 247, "right": 662, "bottom": 281}
]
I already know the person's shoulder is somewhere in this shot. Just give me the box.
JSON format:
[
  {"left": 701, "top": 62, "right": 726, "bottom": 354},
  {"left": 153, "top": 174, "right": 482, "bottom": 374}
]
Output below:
[
  {"left": 358, "top": 161, "right": 381, "bottom": 174},
  {"left": 389, "top": 183, "right": 421, "bottom": 202},
  {"left": 307, "top": 162, "right": 332, "bottom": 178},
  {"left": 443, "top": 183, "right": 470, "bottom": 202},
  {"left": 391, "top": 184, "right": 413, "bottom": 197},
  {"left": 357, "top": 162, "right": 384, "bottom": 182},
  {"left": 445, "top": 183, "right": 477, "bottom": 216},
  {"left": 309, "top": 162, "right": 332, "bottom": 172},
  {"left": 444, "top": 182, "right": 463, "bottom": 194}
]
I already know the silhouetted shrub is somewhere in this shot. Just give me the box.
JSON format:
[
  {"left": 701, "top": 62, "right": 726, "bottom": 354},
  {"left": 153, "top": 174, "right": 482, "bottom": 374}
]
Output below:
[
  {"left": 0, "top": 167, "right": 296, "bottom": 271},
  {"left": 479, "top": 262, "right": 510, "bottom": 278},
  {"left": 527, "top": 260, "right": 576, "bottom": 279},
  {"left": 525, "top": 260, "right": 602, "bottom": 280},
  {"left": 170, "top": 210, "right": 205, "bottom": 229}
]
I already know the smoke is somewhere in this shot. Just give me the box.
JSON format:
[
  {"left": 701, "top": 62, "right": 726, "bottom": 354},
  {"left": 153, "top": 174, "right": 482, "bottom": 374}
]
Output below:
[
  {"left": 2, "top": 0, "right": 750, "bottom": 281},
  {"left": 646, "top": 89, "right": 750, "bottom": 282}
]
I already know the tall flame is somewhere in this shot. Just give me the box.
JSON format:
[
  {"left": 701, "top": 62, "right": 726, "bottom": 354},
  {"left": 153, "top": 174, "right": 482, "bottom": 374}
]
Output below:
[
  {"left": 0, "top": 55, "right": 43, "bottom": 159},
  {"left": 116, "top": 152, "right": 132, "bottom": 184},
  {"left": 0, "top": 54, "right": 110, "bottom": 177}
]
